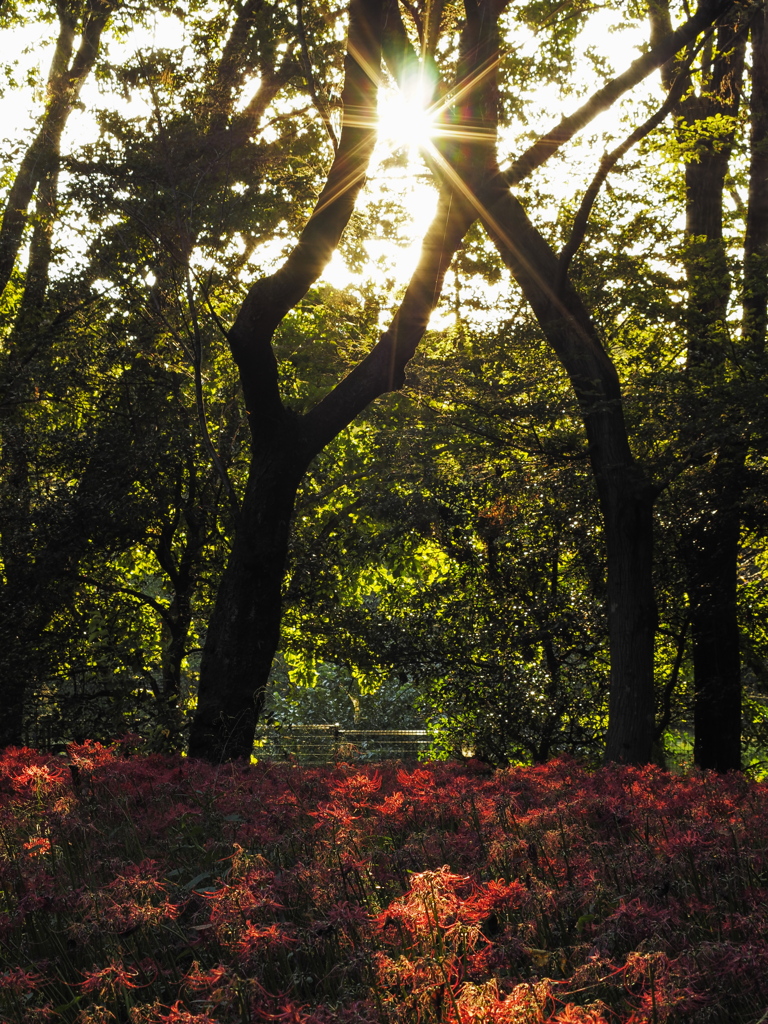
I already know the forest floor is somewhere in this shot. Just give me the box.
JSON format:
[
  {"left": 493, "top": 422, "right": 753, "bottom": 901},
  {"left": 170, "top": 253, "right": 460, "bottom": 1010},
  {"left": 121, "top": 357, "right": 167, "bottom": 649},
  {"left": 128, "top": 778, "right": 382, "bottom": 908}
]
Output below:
[{"left": 1, "top": 745, "right": 767, "bottom": 1023}]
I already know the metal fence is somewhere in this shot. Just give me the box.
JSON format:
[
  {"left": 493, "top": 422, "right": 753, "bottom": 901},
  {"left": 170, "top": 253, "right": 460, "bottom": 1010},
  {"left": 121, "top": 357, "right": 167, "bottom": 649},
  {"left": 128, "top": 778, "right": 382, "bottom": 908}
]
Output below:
[{"left": 254, "top": 724, "right": 431, "bottom": 763}]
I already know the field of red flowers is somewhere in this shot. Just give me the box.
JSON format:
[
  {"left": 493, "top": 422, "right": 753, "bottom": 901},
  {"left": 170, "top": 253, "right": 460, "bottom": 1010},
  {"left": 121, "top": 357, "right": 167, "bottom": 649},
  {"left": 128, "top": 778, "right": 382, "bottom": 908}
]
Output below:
[{"left": 1, "top": 744, "right": 768, "bottom": 1023}]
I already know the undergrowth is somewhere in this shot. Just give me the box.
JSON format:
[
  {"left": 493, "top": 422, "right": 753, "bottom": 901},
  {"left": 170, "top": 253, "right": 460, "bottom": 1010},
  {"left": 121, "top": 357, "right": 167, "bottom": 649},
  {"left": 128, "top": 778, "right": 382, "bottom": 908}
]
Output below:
[{"left": 1, "top": 743, "right": 767, "bottom": 1022}]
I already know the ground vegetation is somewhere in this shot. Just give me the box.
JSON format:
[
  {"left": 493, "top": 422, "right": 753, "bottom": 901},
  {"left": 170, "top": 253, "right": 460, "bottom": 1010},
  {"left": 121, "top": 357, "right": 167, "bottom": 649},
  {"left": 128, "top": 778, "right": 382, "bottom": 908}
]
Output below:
[{"left": 1, "top": 0, "right": 767, "bottom": 768}]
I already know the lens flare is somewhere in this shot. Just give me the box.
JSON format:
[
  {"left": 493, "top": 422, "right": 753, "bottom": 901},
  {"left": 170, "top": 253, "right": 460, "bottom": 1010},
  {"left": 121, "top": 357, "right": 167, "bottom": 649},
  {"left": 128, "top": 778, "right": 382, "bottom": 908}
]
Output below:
[{"left": 377, "top": 78, "right": 437, "bottom": 152}]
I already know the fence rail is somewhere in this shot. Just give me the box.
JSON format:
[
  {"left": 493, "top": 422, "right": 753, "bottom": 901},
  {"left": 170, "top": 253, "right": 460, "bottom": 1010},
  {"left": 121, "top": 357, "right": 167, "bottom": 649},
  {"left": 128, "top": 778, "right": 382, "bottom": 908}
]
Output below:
[{"left": 254, "top": 725, "right": 430, "bottom": 763}]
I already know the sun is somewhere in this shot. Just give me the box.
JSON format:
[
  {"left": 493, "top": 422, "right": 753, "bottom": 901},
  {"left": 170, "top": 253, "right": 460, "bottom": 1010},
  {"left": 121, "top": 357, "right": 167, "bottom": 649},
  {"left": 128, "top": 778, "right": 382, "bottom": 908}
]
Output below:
[{"left": 377, "top": 78, "right": 438, "bottom": 153}]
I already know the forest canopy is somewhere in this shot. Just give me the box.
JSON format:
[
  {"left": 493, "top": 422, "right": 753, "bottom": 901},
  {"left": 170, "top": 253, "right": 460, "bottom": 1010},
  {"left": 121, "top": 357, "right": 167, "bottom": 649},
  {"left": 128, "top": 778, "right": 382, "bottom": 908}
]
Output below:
[{"left": 1, "top": 0, "right": 767, "bottom": 770}]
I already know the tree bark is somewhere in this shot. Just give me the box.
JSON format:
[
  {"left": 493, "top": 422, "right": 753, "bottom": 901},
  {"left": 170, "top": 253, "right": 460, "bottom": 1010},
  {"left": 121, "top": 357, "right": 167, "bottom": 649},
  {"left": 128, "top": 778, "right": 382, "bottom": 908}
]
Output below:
[
  {"left": 188, "top": 431, "right": 306, "bottom": 761},
  {"left": 684, "top": 492, "right": 742, "bottom": 770},
  {"left": 673, "top": 10, "right": 748, "bottom": 770},
  {"left": 477, "top": 182, "right": 658, "bottom": 764}
]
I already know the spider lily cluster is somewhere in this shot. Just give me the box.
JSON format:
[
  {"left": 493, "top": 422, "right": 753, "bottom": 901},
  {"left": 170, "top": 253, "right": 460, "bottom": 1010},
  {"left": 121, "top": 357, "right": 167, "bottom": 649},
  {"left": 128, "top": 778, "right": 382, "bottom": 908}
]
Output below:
[{"left": 1, "top": 744, "right": 767, "bottom": 1023}]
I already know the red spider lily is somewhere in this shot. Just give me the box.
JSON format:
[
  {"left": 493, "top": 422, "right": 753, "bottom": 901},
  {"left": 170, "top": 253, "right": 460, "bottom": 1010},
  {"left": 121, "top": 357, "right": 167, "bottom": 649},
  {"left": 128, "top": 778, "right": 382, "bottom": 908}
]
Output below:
[
  {"left": 396, "top": 767, "right": 436, "bottom": 795},
  {"left": 252, "top": 1000, "right": 317, "bottom": 1022},
  {"left": 182, "top": 963, "right": 228, "bottom": 990},
  {"left": 67, "top": 739, "right": 120, "bottom": 771},
  {"left": 475, "top": 878, "right": 530, "bottom": 911},
  {"left": 1, "top": 754, "right": 67, "bottom": 797},
  {"left": 376, "top": 866, "right": 477, "bottom": 940},
  {"left": 454, "top": 979, "right": 555, "bottom": 1024},
  {"left": 22, "top": 836, "right": 51, "bottom": 857},
  {"left": 326, "top": 899, "right": 369, "bottom": 928},
  {"left": 157, "top": 1000, "right": 218, "bottom": 1023},
  {"left": 308, "top": 801, "right": 361, "bottom": 831},
  {"left": 376, "top": 790, "right": 406, "bottom": 817},
  {"left": 551, "top": 1002, "right": 612, "bottom": 1023},
  {"left": 330, "top": 770, "right": 382, "bottom": 804},
  {"left": 0, "top": 967, "right": 44, "bottom": 992},
  {"left": 80, "top": 961, "right": 142, "bottom": 994},
  {"left": 3, "top": 750, "right": 768, "bottom": 1023},
  {"left": 235, "top": 921, "right": 297, "bottom": 963}
]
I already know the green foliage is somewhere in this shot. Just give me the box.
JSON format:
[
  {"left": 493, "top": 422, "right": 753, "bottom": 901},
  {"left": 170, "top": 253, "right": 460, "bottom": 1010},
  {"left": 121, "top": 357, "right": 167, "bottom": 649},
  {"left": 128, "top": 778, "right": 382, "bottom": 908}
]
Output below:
[{"left": 1, "top": 0, "right": 767, "bottom": 766}]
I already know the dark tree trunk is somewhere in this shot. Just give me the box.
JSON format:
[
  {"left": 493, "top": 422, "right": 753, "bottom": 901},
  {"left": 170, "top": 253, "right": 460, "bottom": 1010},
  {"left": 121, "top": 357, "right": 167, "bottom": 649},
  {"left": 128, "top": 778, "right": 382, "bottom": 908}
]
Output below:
[
  {"left": 683, "top": 504, "right": 742, "bottom": 771},
  {"left": 188, "top": 433, "right": 306, "bottom": 762},
  {"left": 682, "top": 484, "right": 743, "bottom": 771},
  {"left": 0, "top": 629, "right": 31, "bottom": 747},
  {"left": 673, "top": 11, "right": 748, "bottom": 770},
  {"left": 479, "top": 182, "right": 658, "bottom": 764},
  {"left": 600, "top": 470, "right": 658, "bottom": 763},
  {"left": 152, "top": 489, "right": 207, "bottom": 753}
]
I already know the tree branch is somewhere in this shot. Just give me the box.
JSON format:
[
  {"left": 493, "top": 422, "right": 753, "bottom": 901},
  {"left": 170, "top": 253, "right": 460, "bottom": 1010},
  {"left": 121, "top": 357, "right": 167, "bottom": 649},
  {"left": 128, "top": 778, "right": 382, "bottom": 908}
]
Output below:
[
  {"left": 0, "top": 0, "right": 118, "bottom": 298},
  {"left": 558, "top": 39, "right": 704, "bottom": 279},
  {"left": 505, "top": 0, "right": 740, "bottom": 185},
  {"left": 76, "top": 575, "right": 175, "bottom": 628},
  {"left": 229, "top": 0, "right": 384, "bottom": 430},
  {"left": 296, "top": 0, "right": 339, "bottom": 151},
  {"left": 654, "top": 614, "right": 691, "bottom": 741}
]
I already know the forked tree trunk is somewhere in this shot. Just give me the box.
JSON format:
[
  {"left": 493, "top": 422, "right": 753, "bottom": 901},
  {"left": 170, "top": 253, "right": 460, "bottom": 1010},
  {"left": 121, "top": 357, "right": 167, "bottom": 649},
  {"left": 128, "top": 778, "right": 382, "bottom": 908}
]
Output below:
[
  {"left": 188, "top": 181, "right": 479, "bottom": 762},
  {"left": 187, "top": 0, "right": 489, "bottom": 761}
]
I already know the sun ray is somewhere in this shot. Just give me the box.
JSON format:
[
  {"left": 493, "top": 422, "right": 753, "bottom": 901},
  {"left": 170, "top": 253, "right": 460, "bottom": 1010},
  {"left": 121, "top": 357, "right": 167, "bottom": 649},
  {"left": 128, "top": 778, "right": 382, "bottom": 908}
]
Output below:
[{"left": 377, "top": 72, "right": 439, "bottom": 152}]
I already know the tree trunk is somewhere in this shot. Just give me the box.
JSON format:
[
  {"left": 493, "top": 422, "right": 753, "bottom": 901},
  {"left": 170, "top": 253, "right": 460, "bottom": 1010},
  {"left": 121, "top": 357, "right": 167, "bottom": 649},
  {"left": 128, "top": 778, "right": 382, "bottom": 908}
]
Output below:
[
  {"left": 600, "top": 469, "right": 658, "bottom": 764},
  {"left": 0, "top": 627, "right": 32, "bottom": 747},
  {"left": 673, "top": 12, "right": 748, "bottom": 770},
  {"left": 681, "top": 471, "right": 743, "bottom": 771},
  {"left": 188, "top": 432, "right": 306, "bottom": 762},
  {"left": 683, "top": 503, "right": 742, "bottom": 771},
  {"left": 479, "top": 182, "right": 658, "bottom": 764}
]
